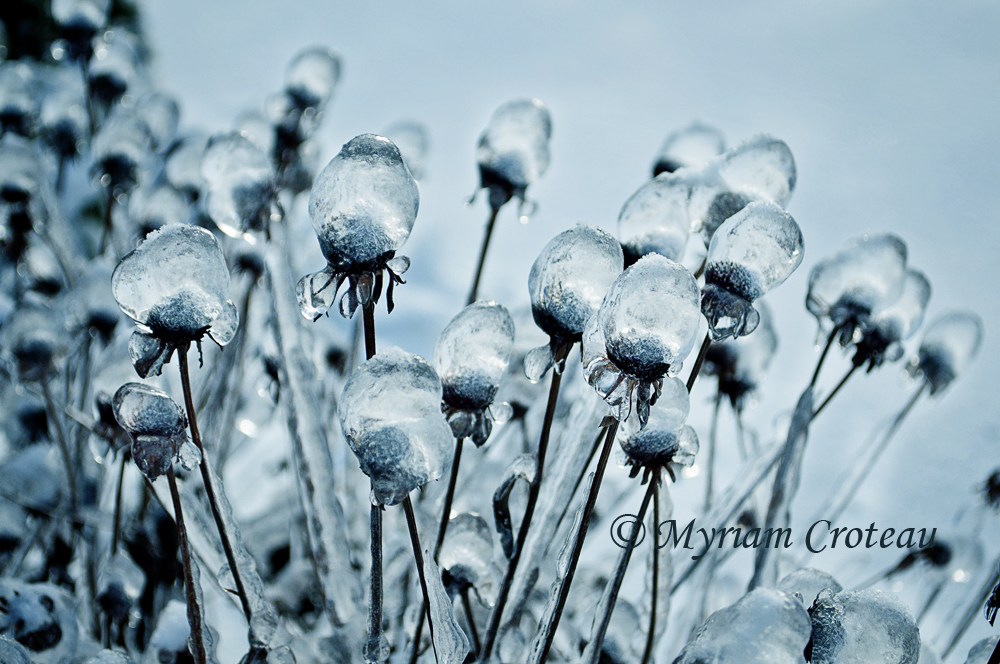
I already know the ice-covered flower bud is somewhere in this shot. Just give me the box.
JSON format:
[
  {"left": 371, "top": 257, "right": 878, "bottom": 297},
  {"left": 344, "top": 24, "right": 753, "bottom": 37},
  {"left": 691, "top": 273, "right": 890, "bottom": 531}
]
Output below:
[
  {"left": 0, "top": 303, "right": 68, "bottom": 382},
  {"left": 40, "top": 67, "right": 89, "bottom": 160},
  {"left": 704, "top": 300, "right": 778, "bottom": 410},
  {"left": 906, "top": 311, "right": 983, "bottom": 396},
  {"left": 0, "top": 135, "right": 43, "bottom": 235},
  {"left": 164, "top": 134, "right": 208, "bottom": 198},
  {"left": 87, "top": 29, "right": 139, "bottom": 107},
  {"left": 201, "top": 132, "right": 279, "bottom": 238},
  {"left": 112, "top": 224, "right": 239, "bottom": 377},
  {"left": 806, "top": 233, "right": 908, "bottom": 345},
  {"left": 476, "top": 98, "right": 552, "bottom": 212},
  {"left": 438, "top": 513, "right": 499, "bottom": 603},
  {"left": 284, "top": 45, "right": 341, "bottom": 111},
  {"left": 52, "top": 0, "right": 110, "bottom": 57},
  {"left": 618, "top": 169, "right": 699, "bottom": 265},
  {"left": 853, "top": 268, "right": 931, "bottom": 372},
  {"left": 651, "top": 122, "right": 726, "bottom": 177},
  {"left": 702, "top": 200, "right": 804, "bottom": 340},
  {"left": 383, "top": 120, "right": 429, "bottom": 181},
  {"left": 113, "top": 382, "right": 188, "bottom": 480},
  {"left": 297, "top": 134, "right": 416, "bottom": 320},
  {"left": 618, "top": 376, "right": 698, "bottom": 474},
  {"left": 0, "top": 62, "right": 37, "bottom": 137},
  {"left": 434, "top": 301, "right": 515, "bottom": 446},
  {"left": 338, "top": 346, "right": 453, "bottom": 506},
  {"left": 91, "top": 106, "right": 151, "bottom": 194},
  {"left": 583, "top": 254, "right": 701, "bottom": 426},
  {"left": 135, "top": 93, "right": 179, "bottom": 152},
  {"left": 128, "top": 184, "right": 188, "bottom": 240},
  {"left": 63, "top": 263, "right": 121, "bottom": 345},
  {"left": 524, "top": 224, "right": 623, "bottom": 382}
]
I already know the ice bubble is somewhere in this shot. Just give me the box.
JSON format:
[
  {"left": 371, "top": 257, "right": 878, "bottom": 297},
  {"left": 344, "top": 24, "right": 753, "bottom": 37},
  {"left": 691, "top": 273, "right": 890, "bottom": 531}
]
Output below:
[
  {"left": 284, "top": 45, "right": 341, "bottom": 110},
  {"left": 854, "top": 269, "right": 931, "bottom": 371},
  {"left": 476, "top": 98, "right": 552, "bottom": 210},
  {"left": 651, "top": 121, "right": 726, "bottom": 176},
  {"left": 201, "top": 132, "right": 278, "bottom": 237},
  {"left": 909, "top": 311, "right": 983, "bottom": 395}
]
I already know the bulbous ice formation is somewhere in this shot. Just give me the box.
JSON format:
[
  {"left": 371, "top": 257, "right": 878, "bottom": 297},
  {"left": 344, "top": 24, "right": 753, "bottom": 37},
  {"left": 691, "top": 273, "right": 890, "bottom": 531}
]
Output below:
[
  {"left": 135, "top": 93, "right": 179, "bottom": 152},
  {"left": 52, "top": 0, "right": 110, "bottom": 51},
  {"left": 87, "top": 29, "right": 139, "bottom": 107},
  {"left": 476, "top": 98, "right": 552, "bottom": 211},
  {"left": 651, "top": 121, "right": 726, "bottom": 177},
  {"left": 438, "top": 513, "right": 499, "bottom": 604},
  {"left": 128, "top": 183, "right": 188, "bottom": 238},
  {"left": 0, "top": 134, "right": 43, "bottom": 224},
  {"left": 674, "top": 588, "right": 811, "bottom": 664},
  {"left": 704, "top": 300, "right": 778, "bottom": 410},
  {"left": 582, "top": 254, "right": 701, "bottom": 426},
  {"left": 617, "top": 376, "right": 699, "bottom": 473},
  {"left": 907, "top": 311, "right": 984, "bottom": 396},
  {"left": 702, "top": 200, "right": 804, "bottom": 340},
  {"left": 618, "top": 169, "right": 699, "bottom": 264},
  {"left": 40, "top": 67, "right": 89, "bottom": 159},
  {"left": 112, "top": 224, "right": 239, "bottom": 377},
  {"left": 853, "top": 268, "right": 931, "bottom": 371},
  {"left": 716, "top": 134, "right": 797, "bottom": 209},
  {"left": 338, "top": 346, "right": 453, "bottom": 505},
  {"left": 164, "top": 133, "right": 208, "bottom": 197},
  {"left": 284, "top": 45, "right": 341, "bottom": 111},
  {"left": 0, "top": 63, "right": 37, "bottom": 137},
  {"left": 525, "top": 224, "right": 623, "bottom": 382},
  {"left": 112, "top": 382, "right": 188, "bottom": 480},
  {"left": 0, "top": 303, "right": 68, "bottom": 382},
  {"left": 775, "top": 568, "right": 842, "bottom": 607},
  {"left": 809, "top": 589, "right": 920, "bottom": 664},
  {"left": 201, "top": 132, "right": 278, "bottom": 237},
  {"left": 91, "top": 106, "right": 151, "bottom": 193},
  {"left": 433, "top": 301, "right": 515, "bottom": 446},
  {"left": 806, "top": 233, "right": 908, "bottom": 344},
  {"left": 297, "top": 134, "right": 417, "bottom": 320},
  {"left": 0, "top": 580, "right": 79, "bottom": 662}
]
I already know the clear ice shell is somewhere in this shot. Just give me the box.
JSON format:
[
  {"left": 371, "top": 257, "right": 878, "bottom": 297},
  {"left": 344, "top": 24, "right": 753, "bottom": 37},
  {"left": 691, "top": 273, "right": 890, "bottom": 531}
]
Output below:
[
  {"left": 111, "top": 223, "right": 239, "bottom": 348},
  {"left": 775, "top": 568, "right": 842, "bottom": 606},
  {"left": 868, "top": 268, "right": 931, "bottom": 345},
  {"left": 112, "top": 382, "right": 187, "bottom": 480},
  {"left": 0, "top": 63, "right": 37, "bottom": 135},
  {"left": 40, "top": 67, "right": 88, "bottom": 155},
  {"left": 809, "top": 589, "right": 920, "bottom": 664},
  {"left": 0, "top": 303, "right": 68, "bottom": 382},
  {"left": 165, "top": 133, "right": 209, "bottom": 195},
  {"left": 135, "top": 93, "right": 180, "bottom": 152},
  {"left": 651, "top": 121, "right": 726, "bottom": 176},
  {"left": 87, "top": 29, "right": 140, "bottom": 99},
  {"left": 201, "top": 132, "right": 277, "bottom": 236},
  {"left": 618, "top": 377, "right": 698, "bottom": 465},
  {"left": 674, "top": 588, "right": 811, "bottom": 664},
  {"left": 338, "top": 346, "right": 453, "bottom": 505},
  {"left": 438, "top": 513, "right": 499, "bottom": 604},
  {"left": 911, "top": 311, "right": 984, "bottom": 395},
  {"left": 716, "top": 134, "right": 797, "bottom": 209},
  {"left": 0, "top": 134, "right": 42, "bottom": 203},
  {"left": 806, "top": 233, "right": 908, "bottom": 327},
  {"left": 618, "top": 169, "right": 698, "bottom": 263},
  {"left": 702, "top": 200, "right": 804, "bottom": 340},
  {"left": 285, "top": 45, "right": 341, "bottom": 109},
  {"left": 128, "top": 184, "right": 188, "bottom": 236},
  {"left": 964, "top": 637, "right": 1000, "bottom": 664},
  {"left": 91, "top": 106, "right": 151, "bottom": 191},
  {"left": 0, "top": 636, "right": 31, "bottom": 664},
  {"left": 434, "top": 301, "right": 515, "bottom": 412},
  {"left": 383, "top": 120, "right": 429, "bottom": 180},
  {"left": 422, "top": 552, "right": 472, "bottom": 664},
  {"left": 51, "top": 0, "right": 110, "bottom": 32},
  {"left": 308, "top": 134, "right": 418, "bottom": 271},
  {"left": 476, "top": 98, "right": 552, "bottom": 207},
  {"left": 528, "top": 224, "right": 624, "bottom": 341}
]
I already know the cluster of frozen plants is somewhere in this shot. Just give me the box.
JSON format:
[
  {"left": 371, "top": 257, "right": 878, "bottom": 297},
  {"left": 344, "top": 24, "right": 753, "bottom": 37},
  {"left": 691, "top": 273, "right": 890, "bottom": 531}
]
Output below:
[{"left": 0, "top": 2, "right": 998, "bottom": 664}]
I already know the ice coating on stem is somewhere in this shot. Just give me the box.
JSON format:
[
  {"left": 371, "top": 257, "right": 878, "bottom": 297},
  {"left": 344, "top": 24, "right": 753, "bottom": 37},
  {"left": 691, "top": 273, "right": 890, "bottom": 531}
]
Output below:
[
  {"left": 776, "top": 568, "right": 842, "bottom": 606},
  {"left": 112, "top": 224, "right": 239, "bottom": 376},
  {"left": 423, "top": 551, "right": 472, "bottom": 664},
  {"left": 806, "top": 233, "right": 908, "bottom": 339},
  {"left": 618, "top": 169, "right": 698, "bottom": 264},
  {"left": 91, "top": 106, "right": 151, "bottom": 193},
  {"left": 476, "top": 98, "right": 552, "bottom": 210},
  {"left": 651, "top": 122, "right": 725, "bottom": 176},
  {"left": 618, "top": 376, "right": 698, "bottom": 470},
  {"left": 809, "top": 589, "right": 920, "bottom": 664},
  {"left": 704, "top": 300, "right": 778, "bottom": 410},
  {"left": 854, "top": 269, "right": 931, "bottom": 371},
  {"left": 284, "top": 46, "right": 341, "bottom": 110},
  {"left": 112, "top": 382, "right": 187, "bottom": 480},
  {"left": 582, "top": 254, "right": 701, "bottom": 426},
  {"left": 338, "top": 346, "right": 453, "bottom": 505},
  {"left": 438, "top": 513, "right": 499, "bottom": 604},
  {"left": 702, "top": 200, "right": 803, "bottom": 340},
  {"left": 674, "top": 588, "right": 811, "bottom": 664},
  {"left": 202, "top": 132, "right": 278, "bottom": 237},
  {"left": 382, "top": 120, "right": 429, "bottom": 180},
  {"left": 908, "top": 311, "right": 983, "bottom": 395},
  {"left": 0, "top": 580, "right": 79, "bottom": 662},
  {"left": 434, "top": 301, "right": 514, "bottom": 446},
  {"left": 298, "top": 134, "right": 417, "bottom": 320}
]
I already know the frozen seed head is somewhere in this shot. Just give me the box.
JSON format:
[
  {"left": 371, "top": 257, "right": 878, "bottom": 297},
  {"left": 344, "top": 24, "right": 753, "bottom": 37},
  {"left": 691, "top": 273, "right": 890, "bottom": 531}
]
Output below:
[
  {"left": 112, "top": 224, "right": 238, "bottom": 377},
  {"left": 702, "top": 200, "right": 803, "bottom": 340},
  {"left": 438, "top": 513, "right": 499, "bottom": 603},
  {"left": 434, "top": 301, "right": 515, "bottom": 446},
  {"left": 382, "top": 120, "right": 429, "bottom": 181},
  {"left": 618, "top": 376, "right": 698, "bottom": 470},
  {"left": 338, "top": 346, "right": 453, "bottom": 505},
  {"left": 40, "top": 67, "right": 89, "bottom": 159},
  {"left": 164, "top": 133, "right": 209, "bottom": 196},
  {"left": 854, "top": 269, "right": 931, "bottom": 371},
  {"left": 52, "top": 0, "right": 110, "bottom": 42},
  {"left": 651, "top": 121, "right": 726, "bottom": 176},
  {"left": 284, "top": 45, "right": 341, "bottom": 110},
  {"left": 91, "top": 106, "right": 151, "bottom": 193},
  {"left": 87, "top": 29, "right": 139, "bottom": 107},
  {"left": 618, "top": 169, "right": 698, "bottom": 264},
  {"left": 0, "top": 134, "right": 42, "bottom": 213},
  {"left": 135, "top": 93, "right": 179, "bottom": 152},
  {"left": 716, "top": 134, "right": 797, "bottom": 209},
  {"left": 807, "top": 233, "right": 908, "bottom": 336},
  {"left": 809, "top": 589, "right": 919, "bottom": 664},
  {"left": 908, "top": 311, "right": 983, "bottom": 396},
  {"left": 476, "top": 98, "right": 552, "bottom": 210},
  {"left": 0, "top": 63, "right": 37, "bottom": 137},
  {"left": 776, "top": 568, "right": 842, "bottom": 607},
  {"left": 113, "top": 382, "right": 187, "bottom": 480},
  {"left": 0, "top": 303, "right": 67, "bottom": 382},
  {"left": 704, "top": 300, "right": 778, "bottom": 410},
  {"left": 128, "top": 184, "right": 188, "bottom": 239},
  {"left": 202, "top": 131, "right": 278, "bottom": 237}
]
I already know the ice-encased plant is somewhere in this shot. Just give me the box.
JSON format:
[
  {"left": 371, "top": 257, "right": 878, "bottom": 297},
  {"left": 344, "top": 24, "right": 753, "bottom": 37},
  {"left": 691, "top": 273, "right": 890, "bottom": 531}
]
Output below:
[
  {"left": 703, "top": 300, "right": 778, "bottom": 410},
  {"left": 806, "top": 233, "right": 908, "bottom": 345},
  {"left": 438, "top": 512, "right": 500, "bottom": 604},
  {"left": 433, "top": 301, "right": 515, "bottom": 446},
  {"left": 525, "top": 224, "right": 624, "bottom": 381},
  {"left": 808, "top": 589, "right": 920, "bottom": 664},
  {"left": 91, "top": 106, "right": 152, "bottom": 194},
  {"left": 87, "top": 29, "right": 140, "bottom": 108},
  {"left": 283, "top": 45, "right": 341, "bottom": 112},
  {"left": 201, "top": 132, "right": 279, "bottom": 238},
  {"left": 0, "top": 580, "right": 78, "bottom": 661},
  {"left": 111, "top": 224, "right": 239, "bottom": 377},
  {"left": 701, "top": 200, "right": 804, "bottom": 340},
  {"left": 618, "top": 168, "right": 700, "bottom": 265},
  {"left": 906, "top": 311, "right": 984, "bottom": 396},
  {"left": 476, "top": 98, "right": 552, "bottom": 212},
  {"left": 852, "top": 268, "right": 931, "bottom": 371},
  {"left": 383, "top": 120, "right": 429, "bottom": 181},
  {"left": 112, "top": 382, "right": 188, "bottom": 480},
  {"left": 40, "top": 67, "right": 89, "bottom": 162},
  {"left": 582, "top": 253, "right": 701, "bottom": 426},
  {"left": 296, "top": 134, "right": 416, "bottom": 320},
  {"left": 651, "top": 121, "right": 726, "bottom": 177},
  {"left": 51, "top": 0, "right": 110, "bottom": 57},
  {"left": 338, "top": 346, "right": 453, "bottom": 505},
  {"left": 0, "top": 63, "right": 36, "bottom": 137},
  {"left": 617, "top": 375, "right": 699, "bottom": 477},
  {"left": 0, "top": 303, "right": 68, "bottom": 382},
  {"left": 135, "top": 93, "right": 180, "bottom": 152}
]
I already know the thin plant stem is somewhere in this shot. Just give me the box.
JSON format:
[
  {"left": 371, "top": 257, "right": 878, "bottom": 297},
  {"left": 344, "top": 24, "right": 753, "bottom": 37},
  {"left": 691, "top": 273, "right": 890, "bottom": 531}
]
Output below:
[
  {"left": 467, "top": 205, "right": 501, "bottom": 305},
  {"left": 363, "top": 299, "right": 377, "bottom": 360},
  {"left": 531, "top": 420, "right": 619, "bottom": 664},
  {"left": 686, "top": 332, "right": 712, "bottom": 393},
  {"left": 812, "top": 363, "right": 858, "bottom": 419},
  {"left": 166, "top": 467, "right": 208, "bottom": 664},
  {"left": 640, "top": 484, "right": 660, "bottom": 664},
  {"left": 403, "top": 495, "right": 437, "bottom": 659},
  {"left": 481, "top": 342, "right": 569, "bottom": 660},
  {"left": 583, "top": 473, "right": 658, "bottom": 664},
  {"left": 434, "top": 437, "right": 465, "bottom": 559},
  {"left": 916, "top": 579, "right": 944, "bottom": 625},
  {"left": 177, "top": 346, "right": 253, "bottom": 627},
  {"left": 42, "top": 380, "right": 78, "bottom": 513},
  {"left": 111, "top": 449, "right": 127, "bottom": 555},
  {"left": 704, "top": 394, "right": 721, "bottom": 512},
  {"left": 810, "top": 323, "right": 843, "bottom": 388},
  {"left": 368, "top": 503, "right": 384, "bottom": 662},
  {"left": 461, "top": 586, "right": 481, "bottom": 656}
]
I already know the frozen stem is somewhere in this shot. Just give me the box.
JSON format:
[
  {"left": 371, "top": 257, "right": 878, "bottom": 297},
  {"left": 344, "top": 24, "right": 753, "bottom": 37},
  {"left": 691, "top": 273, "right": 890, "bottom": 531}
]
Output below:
[
  {"left": 166, "top": 467, "right": 209, "bottom": 664},
  {"left": 403, "top": 495, "right": 437, "bottom": 660},
  {"left": 467, "top": 205, "right": 501, "bottom": 305},
  {"left": 686, "top": 332, "right": 712, "bottom": 393}
]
